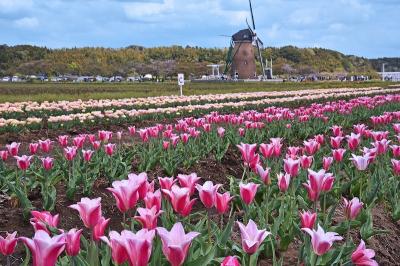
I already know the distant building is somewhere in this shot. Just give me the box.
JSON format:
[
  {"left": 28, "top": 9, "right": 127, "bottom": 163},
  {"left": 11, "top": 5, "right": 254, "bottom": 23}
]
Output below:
[{"left": 379, "top": 72, "right": 400, "bottom": 81}]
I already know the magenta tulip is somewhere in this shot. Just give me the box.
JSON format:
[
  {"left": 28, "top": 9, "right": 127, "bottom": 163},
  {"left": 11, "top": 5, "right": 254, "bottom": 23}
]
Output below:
[
  {"left": 6, "top": 142, "right": 20, "bottom": 156},
  {"left": 322, "top": 157, "right": 333, "bottom": 171},
  {"left": 104, "top": 143, "right": 116, "bottom": 156},
  {"left": 196, "top": 181, "right": 222, "bottom": 208},
  {"left": 157, "top": 222, "right": 200, "bottom": 266},
  {"left": 237, "top": 219, "right": 270, "bottom": 254},
  {"left": 41, "top": 157, "right": 54, "bottom": 171},
  {"left": 69, "top": 197, "right": 102, "bottom": 229},
  {"left": 30, "top": 211, "right": 60, "bottom": 233},
  {"left": 14, "top": 155, "right": 32, "bottom": 170},
  {"left": 162, "top": 185, "right": 196, "bottom": 217},
  {"left": 65, "top": 228, "right": 82, "bottom": 256},
  {"left": 39, "top": 139, "right": 52, "bottom": 153},
  {"left": 29, "top": 143, "right": 39, "bottom": 155},
  {"left": 93, "top": 217, "right": 110, "bottom": 241},
  {"left": 19, "top": 230, "right": 65, "bottom": 266},
  {"left": 239, "top": 182, "right": 259, "bottom": 205},
  {"left": 302, "top": 224, "right": 342, "bottom": 256},
  {"left": 0, "top": 231, "right": 17, "bottom": 256},
  {"left": 277, "top": 173, "right": 291, "bottom": 192},
  {"left": 0, "top": 150, "right": 8, "bottom": 161},
  {"left": 351, "top": 240, "right": 378, "bottom": 266}
]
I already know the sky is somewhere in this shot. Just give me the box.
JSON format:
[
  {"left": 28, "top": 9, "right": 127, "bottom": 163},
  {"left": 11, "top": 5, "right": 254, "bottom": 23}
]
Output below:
[{"left": 0, "top": 0, "right": 398, "bottom": 58}]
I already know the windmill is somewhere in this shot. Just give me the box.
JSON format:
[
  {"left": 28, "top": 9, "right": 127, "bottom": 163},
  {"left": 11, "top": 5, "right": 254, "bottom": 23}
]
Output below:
[{"left": 224, "top": 0, "right": 267, "bottom": 80}]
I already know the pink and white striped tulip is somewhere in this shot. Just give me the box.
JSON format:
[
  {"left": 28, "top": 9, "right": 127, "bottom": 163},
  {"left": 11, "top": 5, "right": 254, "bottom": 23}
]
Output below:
[
  {"left": 134, "top": 207, "right": 163, "bottom": 230},
  {"left": 104, "top": 143, "right": 116, "bottom": 156},
  {"left": 221, "top": 256, "right": 241, "bottom": 266},
  {"left": 41, "top": 157, "right": 54, "bottom": 171},
  {"left": 82, "top": 149, "right": 94, "bottom": 162},
  {"left": 322, "top": 156, "right": 334, "bottom": 171},
  {"left": 343, "top": 197, "right": 363, "bottom": 220},
  {"left": 283, "top": 157, "right": 300, "bottom": 177},
  {"left": 256, "top": 164, "right": 271, "bottom": 184},
  {"left": 39, "top": 139, "right": 52, "bottom": 153},
  {"left": 14, "top": 155, "right": 32, "bottom": 170},
  {"left": 277, "top": 173, "right": 291, "bottom": 192},
  {"left": 332, "top": 148, "right": 346, "bottom": 162},
  {"left": 177, "top": 173, "right": 201, "bottom": 195},
  {"left": 64, "top": 146, "right": 77, "bottom": 161},
  {"left": 239, "top": 182, "right": 259, "bottom": 205},
  {"left": 6, "top": 142, "right": 20, "bottom": 156},
  {"left": 29, "top": 143, "right": 39, "bottom": 155},
  {"left": 237, "top": 143, "right": 259, "bottom": 170},
  {"left": 350, "top": 154, "right": 371, "bottom": 171},
  {"left": 195, "top": 181, "right": 222, "bottom": 208}
]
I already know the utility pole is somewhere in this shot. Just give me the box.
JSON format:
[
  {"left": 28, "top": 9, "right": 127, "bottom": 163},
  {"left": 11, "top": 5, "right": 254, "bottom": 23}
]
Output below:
[{"left": 382, "top": 63, "right": 387, "bottom": 81}]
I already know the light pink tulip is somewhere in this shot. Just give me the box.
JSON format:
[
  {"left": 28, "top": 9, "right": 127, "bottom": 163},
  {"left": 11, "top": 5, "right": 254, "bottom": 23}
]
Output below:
[
  {"left": 144, "top": 189, "right": 162, "bottom": 212},
  {"left": 107, "top": 179, "right": 140, "bottom": 213},
  {"left": 302, "top": 224, "right": 342, "bottom": 256},
  {"left": 122, "top": 229, "right": 155, "bottom": 266},
  {"left": 101, "top": 231, "right": 129, "bottom": 265},
  {"left": 19, "top": 230, "right": 66, "bottom": 266},
  {"left": 256, "top": 164, "right": 271, "bottom": 185},
  {"left": 0, "top": 231, "right": 17, "bottom": 256},
  {"left": 128, "top": 172, "right": 148, "bottom": 200},
  {"left": 134, "top": 207, "right": 163, "bottom": 229},
  {"left": 237, "top": 219, "right": 270, "bottom": 254},
  {"left": 350, "top": 154, "right": 371, "bottom": 171},
  {"left": 65, "top": 228, "right": 82, "bottom": 256},
  {"left": 195, "top": 181, "right": 222, "bottom": 208},
  {"left": 343, "top": 197, "right": 363, "bottom": 220},
  {"left": 217, "top": 127, "right": 225, "bottom": 137},
  {"left": 239, "top": 182, "right": 259, "bottom": 205},
  {"left": 69, "top": 197, "right": 102, "bottom": 229},
  {"left": 128, "top": 126, "right": 136, "bottom": 136},
  {"left": 237, "top": 143, "right": 259, "bottom": 170},
  {"left": 351, "top": 240, "right": 378, "bottom": 266},
  {"left": 158, "top": 176, "right": 177, "bottom": 191},
  {"left": 157, "top": 222, "right": 200, "bottom": 266}
]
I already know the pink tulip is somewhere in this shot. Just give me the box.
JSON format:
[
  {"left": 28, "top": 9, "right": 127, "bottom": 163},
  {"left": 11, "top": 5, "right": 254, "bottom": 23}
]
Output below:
[
  {"left": 302, "top": 224, "right": 342, "bottom": 256},
  {"left": 300, "top": 155, "right": 314, "bottom": 169},
  {"left": 343, "top": 197, "right": 363, "bottom": 220},
  {"left": 134, "top": 207, "right": 163, "bottom": 229},
  {"left": 277, "top": 173, "right": 291, "bottom": 192},
  {"left": 390, "top": 145, "right": 400, "bottom": 157},
  {"left": 139, "top": 129, "right": 149, "bottom": 142},
  {"left": 98, "top": 130, "right": 112, "bottom": 142},
  {"left": 215, "top": 191, "right": 234, "bottom": 214},
  {"left": 181, "top": 133, "right": 190, "bottom": 144},
  {"left": 92, "top": 141, "right": 101, "bottom": 150},
  {"left": 239, "top": 182, "right": 259, "bottom": 205},
  {"left": 0, "top": 150, "right": 8, "bottom": 161},
  {"left": 350, "top": 154, "right": 371, "bottom": 171},
  {"left": 330, "top": 136, "right": 344, "bottom": 149},
  {"left": 73, "top": 136, "right": 86, "bottom": 148},
  {"left": 6, "top": 142, "right": 20, "bottom": 156},
  {"left": 107, "top": 179, "right": 141, "bottom": 213},
  {"left": 144, "top": 189, "right": 162, "bottom": 212},
  {"left": 217, "top": 127, "right": 225, "bottom": 137},
  {"left": 101, "top": 231, "right": 129, "bottom": 265},
  {"left": 354, "top": 124, "right": 367, "bottom": 136},
  {"left": 221, "top": 256, "right": 241, "bottom": 266},
  {"left": 58, "top": 135, "right": 69, "bottom": 147},
  {"left": 122, "top": 229, "right": 155, "bottom": 266},
  {"left": 314, "top": 134, "right": 325, "bottom": 145},
  {"left": 351, "top": 240, "right": 378, "bottom": 266},
  {"left": 128, "top": 172, "right": 148, "bottom": 200},
  {"left": 287, "top": 146, "right": 301, "bottom": 157},
  {"left": 82, "top": 149, "right": 94, "bottom": 162},
  {"left": 14, "top": 155, "right": 32, "bottom": 170},
  {"left": 237, "top": 219, "right": 270, "bottom": 254},
  {"left": 19, "top": 230, "right": 66, "bottom": 266},
  {"left": 303, "top": 169, "right": 335, "bottom": 202},
  {"left": 162, "top": 185, "right": 196, "bottom": 217},
  {"left": 347, "top": 133, "right": 361, "bottom": 151},
  {"left": 64, "top": 146, "right": 77, "bottom": 161},
  {"left": 93, "top": 217, "right": 110, "bottom": 241},
  {"left": 196, "top": 181, "right": 222, "bottom": 208},
  {"left": 65, "top": 228, "right": 82, "bottom": 256},
  {"left": 238, "top": 128, "right": 245, "bottom": 137},
  {"left": 391, "top": 159, "right": 400, "bottom": 175},
  {"left": 303, "top": 139, "right": 320, "bottom": 155},
  {"left": 237, "top": 143, "right": 259, "bottom": 170},
  {"left": 0, "top": 231, "right": 17, "bottom": 256},
  {"left": 39, "top": 139, "right": 52, "bottom": 153},
  {"left": 331, "top": 125, "right": 343, "bottom": 137},
  {"left": 283, "top": 157, "right": 300, "bottom": 177},
  {"left": 29, "top": 143, "right": 39, "bottom": 155},
  {"left": 332, "top": 148, "right": 346, "bottom": 162},
  {"left": 256, "top": 164, "right": 271, "bottom": 184},
  {"left": 30, "top": 211, "right": 60, "bottom": 233},
  {"left": 177, "top": 173, "right": 201, "bottom": 195},
  {"left": 41, "top": 157, "right": 54, "bottom": 171},
  {"left": 69, "top": 197, "right": 102, "bottom": 229},
  {"left": 116, "top": 131, "right": 123, "bottom": 140},
  {"left": 158, "top": 176, "right": 177, "bottom": 191},
  {"left": 299, "top": 210, "right": 317, "bottom": 229},
  {"left": 104, "top": 143, "right": 116, "bottom": 156},
  {"left": 372, "top": 139, "right": 390, "bottom": 154},
  {"left": 157, "top": 222, "right": 200, "bottom": 266},
  {"left": 322, "top": 156, "right": 333, "bottom": 171},
  {"left": 270, "top": 138, "right": 283, "bottom": 157},
  {"left": 128, "top": 126, "right": 136, "bottom": 136},
  {"left": 163, "top": 141, "right": 170, "bottom": 150},
  {"left": 259, "top": 143, "right": 274, "bottom": 159}
]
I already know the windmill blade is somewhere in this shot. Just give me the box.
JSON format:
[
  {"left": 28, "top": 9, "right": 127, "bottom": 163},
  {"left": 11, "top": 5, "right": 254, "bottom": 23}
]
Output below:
[
  {"left": 255, "top": 39, "right": 266, "bottom": 79},
  {"left": 248, "top": 0, "right": 256, "bottom": 30},
  {"left": 245, "top": 19, "right": 255, "bottom": 36},
  {"left": 219, "top": 34, "right": 232, "bottom": 38},
  {"left": 257, "top": 38, "right": 264, "bottom": 48}
]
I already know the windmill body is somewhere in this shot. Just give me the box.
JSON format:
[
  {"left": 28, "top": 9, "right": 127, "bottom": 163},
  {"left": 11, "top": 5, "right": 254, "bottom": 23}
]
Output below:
[{"left": 231, "top": 29, "right": 257, "bottom": 79}]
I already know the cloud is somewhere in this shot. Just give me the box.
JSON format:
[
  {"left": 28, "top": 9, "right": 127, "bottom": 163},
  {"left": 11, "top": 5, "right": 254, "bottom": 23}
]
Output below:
[
  {"left": 0, "top": 0, "right": 33, "bottom": 12},
  {"left": 14, "top": 17, "right": 38, "bottom": 29}
]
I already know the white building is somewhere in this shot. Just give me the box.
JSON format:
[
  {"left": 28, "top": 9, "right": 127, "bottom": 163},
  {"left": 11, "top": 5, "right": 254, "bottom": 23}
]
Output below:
[{"left": 379, "top": 72, "right": 400, "bottom": 82}]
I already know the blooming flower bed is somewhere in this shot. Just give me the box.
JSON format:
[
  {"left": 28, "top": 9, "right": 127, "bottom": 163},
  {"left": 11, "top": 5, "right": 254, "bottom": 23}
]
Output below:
[{"left": 1, "top": 93, "right": 400, "bottom": 265}]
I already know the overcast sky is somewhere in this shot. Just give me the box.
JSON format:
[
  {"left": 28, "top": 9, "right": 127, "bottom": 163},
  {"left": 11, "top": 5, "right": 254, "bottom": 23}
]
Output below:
[{"left": 0, "top": 0, "right": 398, "bottom": 58}]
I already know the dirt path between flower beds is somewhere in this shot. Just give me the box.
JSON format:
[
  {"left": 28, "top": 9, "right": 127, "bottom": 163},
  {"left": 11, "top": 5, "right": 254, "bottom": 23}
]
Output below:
[{"left": 1, "top": 148, "right": 400, "bottom": 265}]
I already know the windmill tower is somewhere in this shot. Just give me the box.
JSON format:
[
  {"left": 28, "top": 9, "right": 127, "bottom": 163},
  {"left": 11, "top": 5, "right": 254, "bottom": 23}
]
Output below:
[{"left": 224, "top": 0, "right": 266, "bottom": 80}]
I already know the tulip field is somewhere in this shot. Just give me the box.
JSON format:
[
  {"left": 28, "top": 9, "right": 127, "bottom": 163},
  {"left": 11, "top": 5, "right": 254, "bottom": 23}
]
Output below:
[{"left": 1, "top": 86, "right": 400, "bottom": 265}]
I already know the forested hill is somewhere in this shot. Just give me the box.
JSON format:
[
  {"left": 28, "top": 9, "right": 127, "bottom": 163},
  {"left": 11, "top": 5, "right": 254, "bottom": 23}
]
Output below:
[
  {"left": 370, "top": 58, "right": 400, "bottom": 72},
  {"left": 0, "top": 44, "right": 385, "bottom": 77}
]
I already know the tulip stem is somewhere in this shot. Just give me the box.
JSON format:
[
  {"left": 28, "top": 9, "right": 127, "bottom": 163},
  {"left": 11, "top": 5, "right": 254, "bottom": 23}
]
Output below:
[
  {"left": 310, "top": 253, "right": 317, "bottom": 266},
  {"left": 207, "top": 211, "right": 212, "bottom": 245},
  {"left": 123, "top": 212, "right": 126, "bottom": 227},
  {"left": 269, "top": 236, "right": 276, "bottom": 266},
  {"left": 241, "top": 166, "right": 247, "bottom": 182},
  {"left": 6, "top": 256, "right": 10, "bottom": 266}
]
